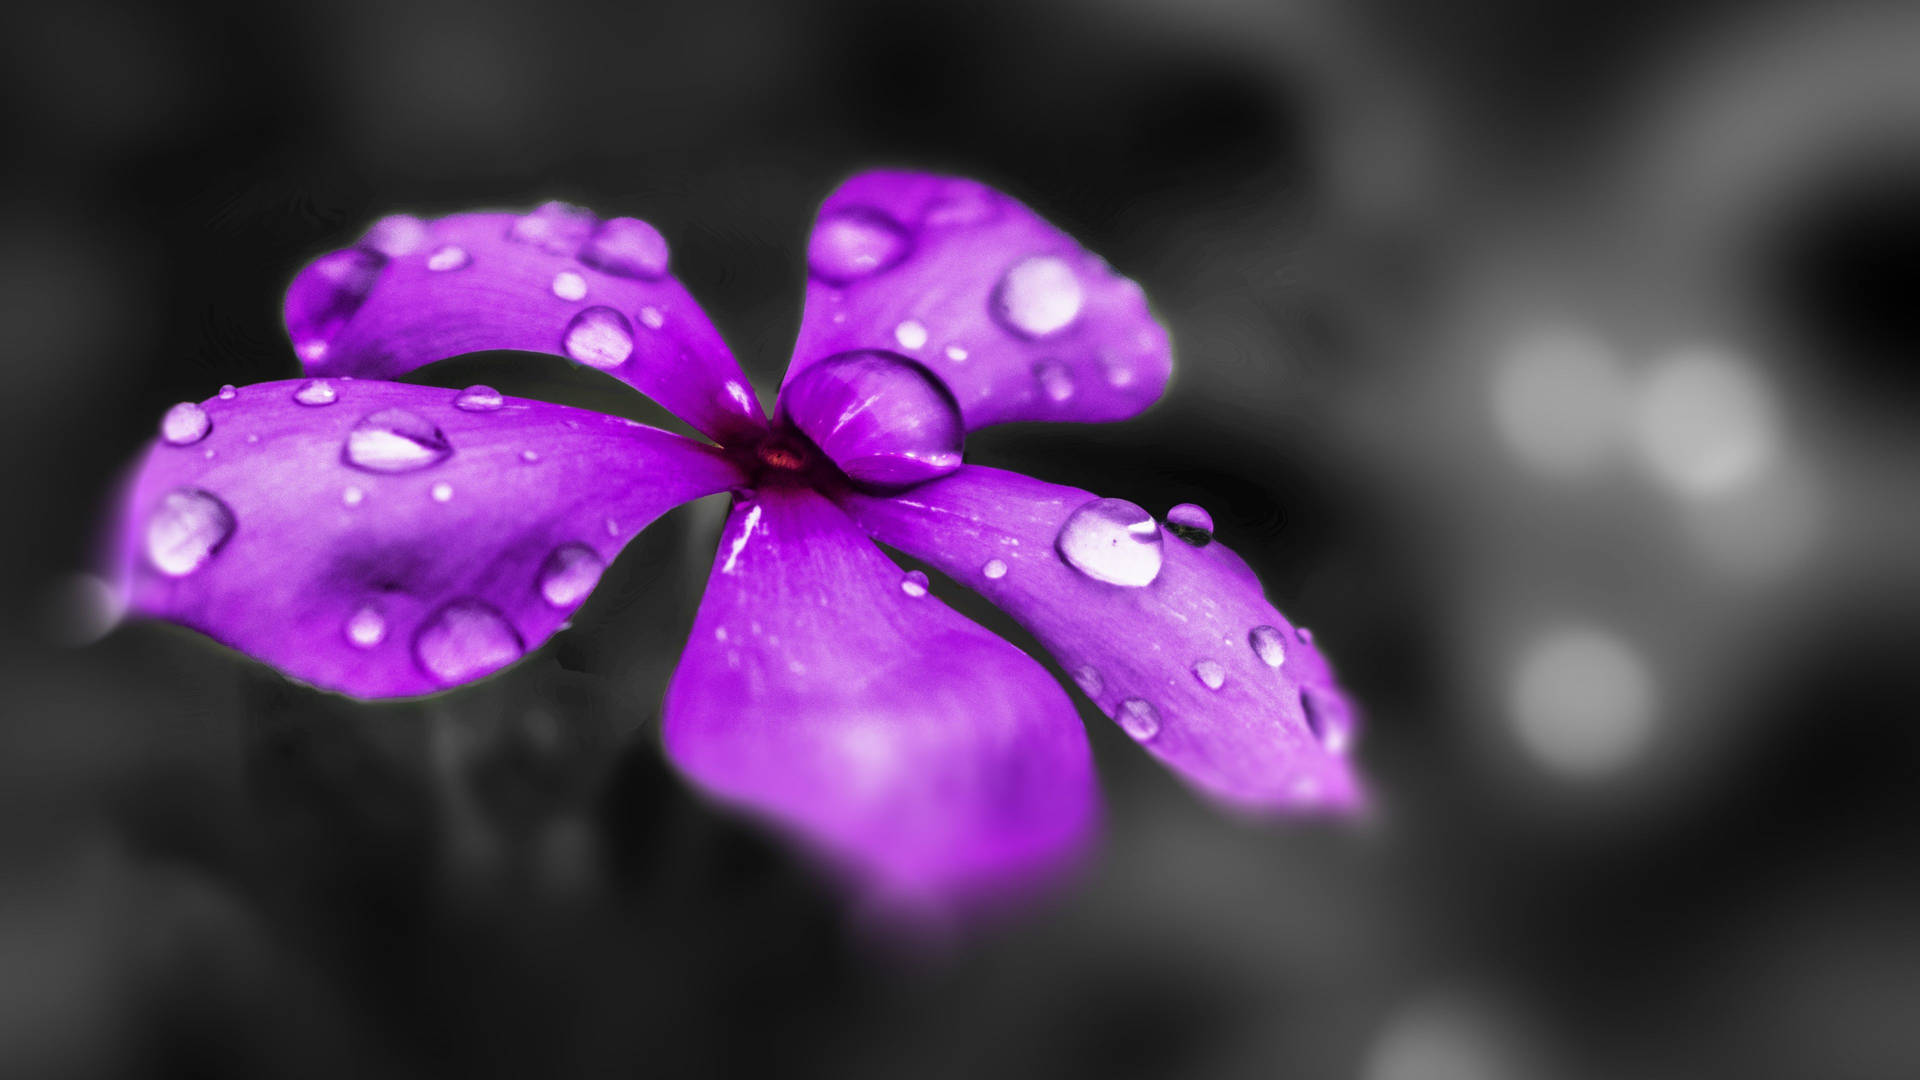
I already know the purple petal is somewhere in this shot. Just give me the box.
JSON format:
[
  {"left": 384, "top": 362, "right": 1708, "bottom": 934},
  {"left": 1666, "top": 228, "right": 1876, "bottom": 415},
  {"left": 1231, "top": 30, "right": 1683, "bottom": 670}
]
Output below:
[
  {"left": 782, "top": 171, "right": 1171, "bottom": 433},
  {"left": 838, "top": 467, "right": 1364, "bottom": 815},
  {"left": 662, "top": 484, "right": 1096, "bottom": 913},
  {"left": 113, "top": 380, "right": 745, "bottom": 699},
  {"left": 285, "top": 206, "right": 765, "bottom": 444}
]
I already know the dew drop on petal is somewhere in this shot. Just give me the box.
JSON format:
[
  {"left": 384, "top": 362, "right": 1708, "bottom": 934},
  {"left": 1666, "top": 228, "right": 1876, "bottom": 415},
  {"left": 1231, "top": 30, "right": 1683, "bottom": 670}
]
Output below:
[
  {"left": 983, "top": 558, "right": 1008, "bottom": 580},
  {"left": 1071, "top": 664, "right": 1105, "bottom": 697},
  {"left": 1057, "top": 497, "right": 1164, "bottom": 587},
  {"left": 454, "top": 385, "right": 504, "bottom": 412},
  {"left": 578, "top": 217, "right": 670, "bottom": 280},
  {"left": 563, "top": 306, "right": 634, "bottom": 369},
  {"left": 1298, "top": 627, "right": 1314, "bottom": 644},
  {"left": 638, "top": 306, "right": 664, "bottom": 330},
  {"left": 342, "top": 486, "right": 364, "bottom": 507},
  {"left": 520, "top": 449, "right": 541, "bottom": 464},
  {"left": 1192, "top": 659, "right": 1226, "bottom": 690},
  {"left": 1116, "top": 697, "right": 1162, "bottom": 741},
  {"left": 431, "top": 482, "right": 453, "bottom": 503},
  {"left": 344, "top": 603, "right": 386, "bottom": 648},
  {"left": 900, "top": 570, "right": 929, "bottom": 597},
  {"left": 286, "top": 248, "right": 386, "bottom": 362},
  {"left": 145, "top": 489, "right": 235, "bottom": 577},
  {"left": 217, "top": 384, "right": 237, "bottom": 400},
  {"left": 894, "top": 319, "right": 928, "bottom": 350},
  {"left": 1034, "top": 360, "right": 1076, "bottom": 403},
  {"left": 1302, "top": 686, "right": 1353, "bottom": 754},
  {"left": 426, "top": 244, "right": 471, "bottom": 272},
  {"left": 508, "top": 201, "right": 595, "bottom": 254},
  {"left": 293, "top": 379, "right": 338, "bottom": 406},
  {"left": 1250, "top": 625, "right": 1287, "bottom": 668},
  {"left": 807, "top": 207, "right": 912, "bottom": 283},
  {"left": 551, "top": 270, "right": 588, "bottom": 301},
  {"left": 538, "top": 543, "right": 605, "bottom": 608},
  {"left": 1165, "top": 503, "right": 1215, "bottom": 546},
  {"left": 413, "top": 599, "right": 524, "bottom": 685},
  {"left": 945, "top": 345, "right": 968, "bottom": 362},
  {"left": 993, "top": 255, "right": 1084, "bottom": 337},
  {"left": 345, "top": 408, "right": 453, "bottom": 473},
  {"left": 160, "top": 402, "right": 211, "bottom": 445},
  {"left": 360, "top": 214, "right": 429, "bottom": 257}
]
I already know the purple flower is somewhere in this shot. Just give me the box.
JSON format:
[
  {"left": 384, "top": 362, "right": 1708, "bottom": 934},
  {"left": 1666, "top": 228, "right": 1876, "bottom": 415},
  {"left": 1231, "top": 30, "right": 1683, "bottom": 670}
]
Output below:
[{"left": 109, "top": 171, "right": 1363, "bottom": 915}]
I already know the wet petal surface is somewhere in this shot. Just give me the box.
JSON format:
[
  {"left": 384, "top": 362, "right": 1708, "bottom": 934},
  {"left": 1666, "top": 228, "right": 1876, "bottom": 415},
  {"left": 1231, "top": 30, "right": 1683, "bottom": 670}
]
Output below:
[
  {"left": 662, "top": 485, "right": 1096, "bottom": 912},
  {"left": 113, "top": 380, "right": 744, "bottom": 698},
  {"left": 839, "top": 467, "right": 1363, "bottom": 814},
  {"left": 285, "top": 206, "right": 765, "bottom": 444},
  {"left": 783, "top": 171, "right": 1171, "bottom": 433}
]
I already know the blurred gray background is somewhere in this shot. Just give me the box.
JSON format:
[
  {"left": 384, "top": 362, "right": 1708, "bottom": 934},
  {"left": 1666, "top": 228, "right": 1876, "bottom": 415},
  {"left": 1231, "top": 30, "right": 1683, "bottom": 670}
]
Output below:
[{"left": 3, "top": 0, "right": 1918, "bottom": 1076}]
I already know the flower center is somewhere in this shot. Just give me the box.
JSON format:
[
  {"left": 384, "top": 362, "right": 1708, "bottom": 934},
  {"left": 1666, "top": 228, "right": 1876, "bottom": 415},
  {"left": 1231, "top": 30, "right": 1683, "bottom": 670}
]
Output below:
[{"left": 774, "top": 349, "right": 965, "bottom": 489}]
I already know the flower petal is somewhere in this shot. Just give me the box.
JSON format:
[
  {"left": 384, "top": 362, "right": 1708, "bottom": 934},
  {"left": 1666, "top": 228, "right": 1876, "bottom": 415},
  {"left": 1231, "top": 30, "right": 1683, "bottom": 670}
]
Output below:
[
  {"left": 285, "top": 207, "right": 766, "bottom": 444},
  {"left": 782, "top": 171, "right": 1171, "bottom": 433},
  {"left": 113, "top": 380, "right": 744, "bottom": 699},
  {"left": 662, "top": 484, "right": 1096, "bottom": 913},
  {"left": 838, "top": 467, "right": 1363, "bottom": 814}
]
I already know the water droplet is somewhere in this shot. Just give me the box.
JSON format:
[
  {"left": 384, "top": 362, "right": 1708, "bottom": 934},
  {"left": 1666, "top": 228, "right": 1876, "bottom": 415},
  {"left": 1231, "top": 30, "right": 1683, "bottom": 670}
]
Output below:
[
  {"left": 807, "top": 206, "right": 911, "bottom": 283},
  {"left": 578, "top": 217, "right": 670, "bottom": 279},
  {"left": 360, "top": 214, "right": 429, "bottom": 257},
  {"left": 538, "top": 543, "right": 605, "bottom": 608},
  {"left": 1165, "top": 503, "right": 1214, "bottom": 546},
  {"left": 1298, "top": 627, "right": 1314, "bottom": 644},
  {"left": 637, "top": 306, "right": 664, "bottom": 330},
  {"left": 894, "top": 319, "right": 928, "bottom": 350},
  {"left": 245, "top": 433, "right": 259, "bottom": 444},
  {"left": 342, "top": 408, "right": 453, "bottom": 473},
  {"left": 1071, "top": 664, "right": 1105, "bottom": 697},
  {"left": 926, "top": 184, "right": 1000, "bottom": 226},
  {"left": 1056, "top": 497, "right": 1164, "bottom": 587},
  {"left": 454, "top": 384, "right": 503, "bottom": 411},
  {"left": 426, "top": 244, "right": 471, "bottom": 272},
  {"left": 1250, "top": 625, "right": 1287, "bottom": 668},
  {"left": 520, "top": 449, "right": 541, "bottom": 464},
  {"left": 286, "top": 248, "right": 385, "bottom": 363},
  {"left": 563, "top": 306, "right": 634, "bottom": 369},
  {"left": 993, "top": 255, "right": 1083, "bottom": 337},
  {"left": 413, "top": 599, "right": 524, "bottom": 685},
  {"left": 550, "top": 270, "right": 588, "bottom": 301},
  {"left": 900, "top": 570, "right": 929, "bottom": 597},
  {"left": 144, "top": 489, "right": 234, "bottom": 577},
  {"left": 604, "top": 517, "right": 619, "bottom": 537},
  {"left": 430, "top": 482, "right": 453, "bottom": 502},
  {"left": 1192, "top": 659, "right": 1226, "bottom": 690},
  {"left": 945, "top": 345, "right": 968, "bottom": 362},
  {"left": 218, "top": 384, "right": 237, "bottom": 400},
  {"left": 344, "top": 603, "right": 386, "bottom": 648},
  {"left": 508, "top": 201, "right": 595, "bottom": 254},
  {"left": 160, "top": 402, "right": 211, "bottom": 445},
  {"left": 1034, "top": 360, "right": 1076, "bottom": 403},
  {"left": 983, "top": 558, "right": 1008, "bottom": 580},
  {"left": 1301, "top": 686, "right": 1353, "bottom": 754},
  {"left": 202, "top": 448, "right": 216, "bottom": 460},
  {"left": 293, "top": 379, "right": 338, "bottom": 406},
  {"left": 342, "top": 486, "right": 364, "bottom": 506},
  {"left": 1116, "top": 697, "right": 1162, "bottom": 741}
]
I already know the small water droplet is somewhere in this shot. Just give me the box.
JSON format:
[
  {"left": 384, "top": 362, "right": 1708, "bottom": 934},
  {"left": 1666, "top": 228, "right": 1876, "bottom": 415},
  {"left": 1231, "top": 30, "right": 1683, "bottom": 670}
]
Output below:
[
  {"left": 413, "top": 599, "right": 524, "bottom": 685},
  {"left": 1034, "top": 360, "right": 1075, "bottom": 403},
  {"left": 430, "top": 481, "right": 453, "bottom": 502},
  {"left": 550, "top": 270, "right": 588, "bottom": 301},
  {"left": 345, "top": 408, "right": 453, "bottom": 472},
  {"left": 604, "top": 517, "right": 619, "bottom": 537},
  {"left": 900, "top": 570, "right": 929, "bottom": 597},
  {"left": 160, "top": 402, "right": 211, "bottom": 445},
  {"left": 1165, "top": 503, "right": 1214, "bottom": 546},
  {"left": 1297, "top": 627, "right": 1314, "bottom": 644},
  {"left": 638, "top": 305, "right": 664, "bottom": 330},
  {"left": 360, "top": 214, "right": 428, "bottom": 257},
  {"left": 537, "top": 543, "right": 605, "bottom": 608},
  {"left": 426, "top": 244, "right": 471, "bottom": 272},
  {"left": 1071, "top": 664, "right": 1105, "bottom": 697},
  {"left": 217, "top": 384, "right": 237, "bottom": 400},
  {"left": 245, "top": 433, "right": 259, "bottom": 444},
  {"left": 454, "top": 385, "right": 503, "bottom": 412},
  {"left": 508, "top": 201, "right": 595, "bottom": 254},
  {"left": 1250, "top": 625, "right": 1287, "bottom": 668},
  {"left": 520, "top": 449, "right": 541, "bottom": 463},
  {"left": 578, "top": 217, "right": 670, "bottom": 279},
  {"left": 1191, "top": 659, "right": 1226, "bottom": 690},
  {"left": 1301, "top": 686, "right": 1353, "bottom": 754},
  {"left": 1116, "top": 697, "right": 1162, "bottom": 741},
  {"left": 983, "top": 558, "right": 1008, "bottom": 580},
  {"left": 145, "top": 489, "right": 235, "bottom": 577},
  {"left": 894, "top": 319, "right": 928, "bottom": 350},
  {"left": 344, "top": 603, "right": 387, "bottom": 648},
  {"left": 202, "top": 448, "right": 216, "bottom": 460},
  {"left": 287, "top": 248, "right": 386, "bottom": 361},
  {"left": 945, "top": 345, "right": 968, "bottom": 362},
  {"left": 993, "top": 255, "right": 1083, "bottom": 337},
  {"left": 342, "top": 486, "right": 364, "bottom": 506},
  {"left": 808, "top": 206, "right": 912, "bottom": 283},
  {"left": 293, "top": 379, "right": 338, "bottom": 406},
  {"left": 1056, "top": 497, "right": 1164, "bottom": 587},
  {"left": 563, "top": 306, "right": 634, "bottom": 369}
]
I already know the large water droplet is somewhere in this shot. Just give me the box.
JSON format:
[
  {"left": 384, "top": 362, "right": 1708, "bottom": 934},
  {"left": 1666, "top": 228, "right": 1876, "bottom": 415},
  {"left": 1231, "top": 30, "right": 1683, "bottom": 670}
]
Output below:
[
  {"left": 508, "top": 201, "right": 595, "bottom": 254},
  {"left": 413, "top": 599, "right": 524, "bottom": 685},
  {"left": 900, "top": 569, "right": 930, "bottom": 597},
  {"left": 344, "top": 603, "right": 387, "bottom": 648},
  {"left": 550, "top": 270, "right": 588, "bottom": 301},
  {"left": 360, "top": 214, "right": 429, "bottom": 257},
  {"left": 1056, "top": 497, "right": 1164, "bottom": 587},
  {"left": 1071, "top": 664, "right": 1104, "bottom": 697},
  {"left": 286, "top": 248, "right": 385, "bottom": 363},
  {"left": 145, "top": 489, "right": 235, "bottom": 577},
  {"left": 1192, "top": 659, "right": 1226, "bottom": 690},
  {"left": 1301, "top": 686, "right": 1353, "bottom": 754},
  {"left": 1249, "top": 625, "right": 1287, "bottom": 668},
  {"left": 426, "top": 244, "right": 471, "bottom": 272},
  {"left": 454, "top": 385, "right": 503, "bottom": 412},
  {"left": 538, "top": 543, "right": 605, "bottom": 608},
  {"left": 293, "top": 379, "right": 338, "bottom": 406},
  {"left": 160, "top": 402, "right": 211, "bottom": 445},
  {"left": 1034, "top": 360, "right": 1075, "bottom": 403},
  {"left": 993, "top": 255, "right": 1083, "bottom": 337},
  {"left": 779, "top": 350, "right": 965, "bottom": 487},
  {"left": 983, "top": 558, "right": 1008, "bottom": 580},
  {"left": 578, "top": 217, "right": 670, "bottom": 279},
  {"left": 807, "top": 206, "right": 911, "bottom": 284},
  {"left": 1116, "top": 698, "right": 1162, "bottom": 741},
  {"left": 1165, "top": 503, "right": 1214, "bottom": 546},
  {"left": 344, "top": 408, "right": 453, "bottom": 473},
  {"left": 563, "top": 306, "right": 634, "bottom": 369}
]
